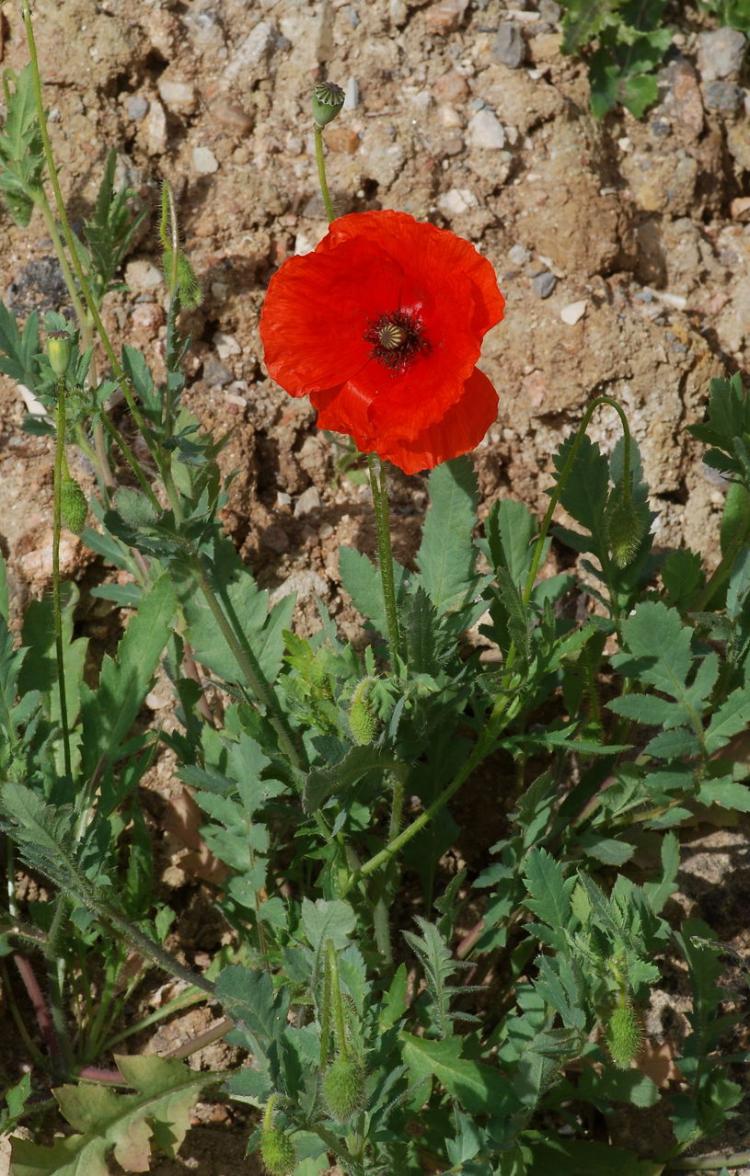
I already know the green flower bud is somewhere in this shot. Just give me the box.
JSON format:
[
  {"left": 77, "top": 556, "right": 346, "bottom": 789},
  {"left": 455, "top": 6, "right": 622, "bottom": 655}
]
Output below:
[
  {"left": 605, "top": 490, "right": 649, "bottom": 569},
  {"left": 605, "top": 1000, "right": 642, "bottom": 1070},
  {"left": 60, "top": 477, "right": 88, "bottom": 534},
  {"left": 312, "top": 81, "right": 345, "bottom": 128},
  {"left": 47, "top": 331, "right": 71, "bottom": 378},
  {"left": 323, "top": 1054, "right": 367, "bottom": 1121},
  {"left": 349, "top": 678, "right": 377, "bottom": 746},
  {"left": 259, "top": 1125, "right": 296, "bottom": 1176}
]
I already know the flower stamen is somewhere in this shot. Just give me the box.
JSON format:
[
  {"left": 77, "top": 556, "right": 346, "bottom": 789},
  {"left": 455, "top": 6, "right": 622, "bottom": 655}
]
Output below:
[{"left": 365, "top": 310, "right": 429, "bottom": 372}]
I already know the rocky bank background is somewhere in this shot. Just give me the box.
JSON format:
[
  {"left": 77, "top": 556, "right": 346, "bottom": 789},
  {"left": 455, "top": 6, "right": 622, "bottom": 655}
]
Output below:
[{"left": 1, "top": 0, "right": 749, "bottom": 1171}]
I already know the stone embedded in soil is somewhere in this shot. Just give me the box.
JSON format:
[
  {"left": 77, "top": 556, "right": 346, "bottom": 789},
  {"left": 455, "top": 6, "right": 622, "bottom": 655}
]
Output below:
[
  {"left": 225, "top": 20, "right": 279, "bottom": 83},
  {"left": 425, "top": 0, "right": 469, "bottom": 35},
  {"left": 157, "top": 78, "right": 198, "bottom": 116},
  {"left": 294, "top": 486, "right": 321, "bottom": 517},
  {"left": 560, "top": 299, "right": 587, "bottom": 325},
  {"left": 325, "top": 126, "right": 360, "bottom": 154},
  {"left": 697, "top": 27, "right": 746, "bottom": 81},
  {"left": 493, "top": 22, "right": 525, "bottom": 69},
  {"left": 432, "top": 71, "right": 469, "bottom": 103},
  {"left": 538, "top": 0, "right": 562, "bottom": 23},
  {"left": 126, "top": 94, "right": 149, "bottom": 121},
  {"left": 192, "top": 145, "right": 220, "bottom": 174},
  {"left": 214, "top": 332, "right": 241, "bottom": 360},
  {"left": 438, "top": 187, "right": 479, "bottom": 217},
  {"left": 202, "top": 355, "right": 233, "bottom": 387},
  {"left": 344, "top": 77, "right": 360, "bottom": 109},
  {"left": 703, "top": 80, "right": 743, "bottom": 114},
  {"left": 532, "top": 271, "right": 557, "bottom": 299},
  {"left": 731, "top": 197, "right": 750, "bottom": 221},
  {"left": 467, "top": 107, "right": 506, "bottom": 149},
  {"left": 145, "top": 98, "right": 168, "bottom": 154},
  {"left": 210, "top": 100, "right": 253, "bottom": 135},
  {"left": 125, "top": 259, "right": 163, "bottom": 294},
  {"left": 6, "top": 257, "right": 69, "bottom": 315}
]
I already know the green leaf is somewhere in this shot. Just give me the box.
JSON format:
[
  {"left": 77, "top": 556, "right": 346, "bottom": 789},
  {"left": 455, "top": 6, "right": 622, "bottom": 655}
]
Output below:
[
  {"left": 80, "top": 574, "right": 176, "bottom": 775},
  {"left": 705, "top": 688, "right": 750, "bottom": 755},
  {"left": 303, "top": 745, "right": 395, "bottom": 812},
  {"left": 644, "top": 727, "right": 700, "bottom": 760},
  {"left": 0, "top": 66, "right": 45, "bottom": 225},
  {"left": 300, "top": 898, "right": 356, "bottom": 951},
  {"left": 338, "top": 546, "right": 406, "bottom": 637},
  {"left": 417, "top": 457, "right": 477, "bottom": 613},
  {"left": 617, "top": 602, "right": 693, "bottom": 696},
  {"left": 485, "top": 498, "right": 536, "bottom": 586},
  {"left": 379, "top": 963, "right": 408, "bottom": 1031},
  {"left": 607, "top": 693, "right": 684, "bottom": 726},
  {"left": 10, "top": 1055, "right": 212, "bottom": 1175},
  {"left": 727, "top": 547, "right": 750, "bottom": 620},
  {"left": 523, "top": 848, "right": 575, "bottom": 934},
  {"left": 400, "top": 1033, "right": 514, "bottom": 1115},
  {"left": 698, "top": 778, "right": 750, "bottom": 813},
  {"left": 215, "top": 965, "right": 288, "bottom": 1051}
]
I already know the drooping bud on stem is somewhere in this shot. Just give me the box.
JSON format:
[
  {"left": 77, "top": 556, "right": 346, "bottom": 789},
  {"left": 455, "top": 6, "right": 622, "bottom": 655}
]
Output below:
[
  {"left": 605, "top": 996, "right": 643, "bottom": 1069},
  {"left": 349, "top": 677, "right": 377, "bottom": 745},
  {"left": 312, "top": 81, "right": 345, "bottom": 128},
  {"left": 605, "top": 483, "right": 649, "bottom": 569},
  {"left": 60, "top": 476, "right": 88, "bottom": 534},
  {"left": 47, "top": 331, "right": 71, "bottom": 378},
  {"left": 259, "top": 1096, "right": 296, "bottom": 1176}
]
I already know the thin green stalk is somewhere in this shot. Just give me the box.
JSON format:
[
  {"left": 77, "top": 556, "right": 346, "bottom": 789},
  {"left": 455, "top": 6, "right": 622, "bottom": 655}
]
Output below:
[
  {"left": 367, "top": 454, "right": 404, "bottom": 664},
  {"left": 314, "top": 125, "right": 335, "bottom": 223},
  {"left": 98, "top": 412, "right": 161, "bottom": 509},
  {"left": 693, "top": 523, "right": 747, "bottom": 612},
  {"left": 327, "top": 940, "right": 348, "bottom": 1059},
  {"left": 102, "top": 987, "right": 206, "bottom": 1051},
  {"left": 94, "top": 900, "right": 216, "bottom": 998},
  {"left": 34, "top": 192, "right": 87, "bottom": 329},
  {"left": 52, "top": 380, "right": 73, "bottom": 782}
]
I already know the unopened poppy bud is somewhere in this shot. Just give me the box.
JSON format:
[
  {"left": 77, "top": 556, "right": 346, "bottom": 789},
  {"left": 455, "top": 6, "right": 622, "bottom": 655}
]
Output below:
[
  {"left": 605, "top": 489, "right": 648, "bottom": 568},
  {"left": 349, "top": 678, "right": 377, "bottom": 745},
  {"left": 312, "top": 81, "right": 345, "bottom": 127},
  {"left": 259, "top": 1126, "right": 296, "bottom": 1176},
  {"left": 60, "top": 477, "right": 88, "bottom": 534},
  {"left": 47, "top": 332, "right": 71, "bottom": 378},
  {"left": 323, "top": 1054, "right": 367, "bottom": 1121},
  {"left": 605, "top": 1000, "right": 642, "bottom": 1070}
]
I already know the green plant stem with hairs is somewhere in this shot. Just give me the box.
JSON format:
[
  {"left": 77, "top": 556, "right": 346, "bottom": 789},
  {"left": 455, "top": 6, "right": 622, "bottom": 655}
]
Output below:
[
  {"left": 314, "top": 125, "right": 336, "bottom": 222},
  {"left": 367, "top": 455, "right": 405, "bottom": 665}
]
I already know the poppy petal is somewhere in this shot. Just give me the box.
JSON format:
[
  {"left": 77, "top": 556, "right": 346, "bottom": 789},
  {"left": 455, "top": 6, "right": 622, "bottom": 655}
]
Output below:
[
  {"left": 260, "top": 237, "right": 404, "bottom": 396},
  {"left": 374, "top": 367, "right": 499, "bottom": 475},
  {"left": 320, "top": 210, "right": 505, "bottom": 337}
]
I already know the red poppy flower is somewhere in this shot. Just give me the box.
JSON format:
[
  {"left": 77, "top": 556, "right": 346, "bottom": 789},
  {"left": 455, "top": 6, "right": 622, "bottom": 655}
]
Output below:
[{"left": 260, "top": 210, "right": 505, "bottom": 474}]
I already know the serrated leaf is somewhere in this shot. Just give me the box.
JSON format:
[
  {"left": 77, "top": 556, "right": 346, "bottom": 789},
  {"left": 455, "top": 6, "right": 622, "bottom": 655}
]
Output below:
[
  {"left": 698, "top": 778, "right": 750, "bottom": 812},
  {"left": 644, "top": 728, "right": 700, "bottom": 760},
  {"left": 523, "top": 848, "right": 574, "bottom": 934},
  {"left": 338, "top": 546, "right": 407, "bottom": 637},
  {"left": 417, "top": 457, "right": 477, "bottom": 613},
  {"left": 400, "top": 1033, "right": 514, "bottom": 1115},
  {"left": 300, "top": 898, "right": 356, "bottom": 951},
  {"left": 303, "top": 745, "right": 395, "bottom": 812},
  {"left": 10, "top": 1055, "right": 212, "bottom": 1175},
  {"left": 705, "top": 689, "right": 750, "bottom": 755},
  {"left": 617, "top": 602, "right": 694, "bottom": 696},
  {"left": 607, "top": 693, "right": 685, "bottom": 726},
  {"left": 485, "top": 498, "right": 536, "bottom": 586},
  {"left": 80, "top": 574, "right": 176, "bottom": 775}
]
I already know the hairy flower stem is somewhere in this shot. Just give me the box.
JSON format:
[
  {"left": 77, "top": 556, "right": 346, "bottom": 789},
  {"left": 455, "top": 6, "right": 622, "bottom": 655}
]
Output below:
[
  {"left": 52, "top": 380, "right": 73, "bottom": 782},
  {"left": 314, "top": 125, "right": 335, "bottom": 223},
  {"left": 367, "top": 455, "right": 405, "bottom": 665}
]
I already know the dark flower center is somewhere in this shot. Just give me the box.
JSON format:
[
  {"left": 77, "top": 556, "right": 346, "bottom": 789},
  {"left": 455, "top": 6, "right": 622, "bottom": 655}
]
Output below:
[{"left": 365, "top": 310, "right": 429, "bottom": 372}]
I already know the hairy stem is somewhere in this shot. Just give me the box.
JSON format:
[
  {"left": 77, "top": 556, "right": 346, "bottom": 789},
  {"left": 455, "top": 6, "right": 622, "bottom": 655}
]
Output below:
[
  {"left": 314, "top": 125, "right": 335, "bottom": 223},
  {"left": 367, "top": 455, "right": 404, "bottom": 665},
  {"left": 52, "top": 379, "right": 73, "bottom": 781}
]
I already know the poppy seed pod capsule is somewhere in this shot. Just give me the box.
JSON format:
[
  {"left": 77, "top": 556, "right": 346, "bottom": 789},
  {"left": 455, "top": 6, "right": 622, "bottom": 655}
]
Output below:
[
  {"left": 47, "top": 331, "right": 71, "bottom": 379},
  {"left": 60, "top": 477, "right": 88, "bottom": 534},
  {"left": 259, "top": 1125, "right": 296, "bottom": 1176},
  {"left": 605, "top": 1000, "right": 643, "bottom": 1070},
  {"left": 323, "top": 1054, "right": 367, "bottom": 1121},
  {"left": 312, "top": 81, "right": 345, "bottom": 127},
  {"left": 349, "top": 678, "right": 377, "bottom": 746}
]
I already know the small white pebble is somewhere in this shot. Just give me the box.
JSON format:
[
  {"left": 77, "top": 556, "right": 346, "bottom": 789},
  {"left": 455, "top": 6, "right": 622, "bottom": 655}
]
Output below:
[{"left": 560, "top": 300, "right": 588, "bottom": 325}]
